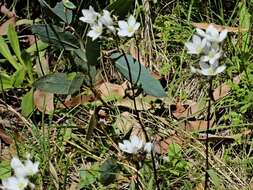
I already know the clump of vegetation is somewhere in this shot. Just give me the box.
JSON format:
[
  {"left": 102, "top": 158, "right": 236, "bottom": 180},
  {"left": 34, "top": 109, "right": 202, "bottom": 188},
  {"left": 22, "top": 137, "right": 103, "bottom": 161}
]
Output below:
[{"left": 0, "top": 0, "right": 253, "bottom": 189}]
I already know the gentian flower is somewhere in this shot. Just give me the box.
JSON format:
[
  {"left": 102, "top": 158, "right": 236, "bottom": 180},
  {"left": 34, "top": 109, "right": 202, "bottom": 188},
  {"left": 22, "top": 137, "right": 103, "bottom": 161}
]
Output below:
[
  {"left": 119, "top": 135, "right": 144, "bottom": 154},
  {"left": 185, "top": 35, "right": 207, "bottom": 54},
  {"left": 79, "top": 6, "right": 100, "bottom": 25},
  {"left": 2, "top": 176, "right": 29, "bottom": 190},
  {"left": 196, "top": 24, "right": 228, "bottom": 43},
  {"left": 87, "top": 22, "right": 103, "bottom": 41},
  {"left": 117, "top": 15, "right": 140, "bottom": 37},
  {"left": 99, "top": 10, "right": 115, "bottom": 33}
]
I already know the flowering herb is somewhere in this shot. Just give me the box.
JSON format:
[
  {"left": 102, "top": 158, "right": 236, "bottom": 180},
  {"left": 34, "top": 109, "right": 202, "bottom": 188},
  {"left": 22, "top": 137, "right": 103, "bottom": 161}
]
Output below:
[
  {"left": 79, "top": 6, "right": 140, "bottom": 40},
  {"left": 186, "top": 24, "right": 228, "bottom": 76},
  {"left": 119, "top": 135, "right": 153, "bottom": 154}
]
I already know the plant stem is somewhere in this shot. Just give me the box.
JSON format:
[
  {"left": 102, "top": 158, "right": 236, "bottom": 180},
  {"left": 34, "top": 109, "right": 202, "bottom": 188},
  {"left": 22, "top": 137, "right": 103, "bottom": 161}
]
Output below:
[
  {"left": 114, "top": 36, "right": 160, "bottom": 190},
  {"left": 205, "top": 77, "right": 212, "bottom": 190}
]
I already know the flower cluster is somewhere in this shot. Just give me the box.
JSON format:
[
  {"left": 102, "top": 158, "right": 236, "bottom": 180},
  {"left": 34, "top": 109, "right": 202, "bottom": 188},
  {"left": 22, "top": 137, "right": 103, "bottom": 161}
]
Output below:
[
  {"left": 1, "top": 157, "right": 39, "bottom": 190},
  {"left": 79, "top": 6, "right": 140, "bottom": 40},
  {"left": 119, "top": 135, "right": 153, "bottom": 154},
  {"left": 185, "top": 25, "right": 228, "bottom": 76}
]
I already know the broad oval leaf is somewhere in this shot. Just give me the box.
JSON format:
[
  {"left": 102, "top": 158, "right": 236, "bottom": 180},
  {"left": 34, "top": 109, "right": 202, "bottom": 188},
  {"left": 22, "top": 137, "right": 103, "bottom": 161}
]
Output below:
[
  {"left": 32, "top": 24, "right": 79, "bottom": 50},
  {"left": 112, "top": 53, "right": 167, "bottom": 97},
  {"left": 38, "top": 0, "right": 72, "bottom": 24},
  {"left": 33, "top": 73, "right": 83, "bottom": 95}
]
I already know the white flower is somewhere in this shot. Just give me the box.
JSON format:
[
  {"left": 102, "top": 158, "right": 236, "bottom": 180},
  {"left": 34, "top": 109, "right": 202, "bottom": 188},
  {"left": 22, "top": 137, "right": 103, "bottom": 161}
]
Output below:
[
  {"left": 191, "top": 61, "right": 226, "bottom": 76},
  {"left": 87, "top": 22, "right": 103, "bottom": 41},
  {"left": 119, "top": 135, "right": 143, "bottom": 154},
  {"left": 196, "top": 25, "right": 228, "bottom": 43},
  {"left": 117, "top": 15, "right": 140, "bottom": 37},
  {"left": 23, "top": 160, "right": 39, "bottom": 176},
  {"left": 2, "top": 176, "right": 29, "bottom": 190},
  {"left": 185, "top": 35, "right": 207, "bottom": 54},
  {"left": 11, "top": 157, "right": 26, "bottom": 178},
  {"left": 201, "top": 47, "right": 222, "bottom": 64},
  {"left": 144, "top": 142, "right": 153, "bottom": 153},
  {"left": 79, "top": 6, "right": 100, "bottom": 25},
  {"left": 10, "top": 157, "right": 39, "bottom": 177},
  {"left": 11, "top": 157, "right": 24, "bottom": 170},
  {"left": 99, "top": 10, "right": 115, "bottom": 33}
]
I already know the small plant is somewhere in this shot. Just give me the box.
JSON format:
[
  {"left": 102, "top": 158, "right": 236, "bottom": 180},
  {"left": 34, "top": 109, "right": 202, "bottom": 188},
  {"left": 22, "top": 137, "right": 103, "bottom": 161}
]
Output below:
[
  {"left": 185, "top": 24, "right": 228, "bottom": 189},
  {"left": 0, "top": 156, "right": 39, "bottom": 190}
]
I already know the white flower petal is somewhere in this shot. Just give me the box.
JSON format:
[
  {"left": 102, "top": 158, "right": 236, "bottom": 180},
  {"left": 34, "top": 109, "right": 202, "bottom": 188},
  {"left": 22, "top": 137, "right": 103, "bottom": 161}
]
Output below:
[
  {"left": 118, "top": 21, "right": 128, "bottom": 29},
  {"left": 199, "top": 61, "right": 209, "bottom": 69},
  {"left": 11, "top": 157, "right": 24, "bottom": 169},
  {"left": 144, "top": 142, "right": 153, "bottom": 153},
  {"left": 128, "top": 15, "right": 136, "bottom": 26},
  {"left": 215, "top": 65, "right": 226, "bottom": 74},
  {"left": 133, "top": 23, "right": 140, "bottom": 31},
  {"left": 196, "top": 28, "right": 206, "bottom": 37},
  {"left": 2, "top": 176, "right": 29, "bottom": 190},
  {"left": 192, "top": 35, "right": 201, "bottom": 44},
  {"left": 219, "top": 29, "right": 228, "bottom": 42}
]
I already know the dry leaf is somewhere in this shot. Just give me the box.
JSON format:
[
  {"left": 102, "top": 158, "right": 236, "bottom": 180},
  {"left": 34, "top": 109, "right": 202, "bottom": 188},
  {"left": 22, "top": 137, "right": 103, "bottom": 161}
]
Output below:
[
  {"left": 0, "top": 4, "right": 15, "bottom": 18},
  {"left": 34, "top": 89, "right": 54, "bottom": 114},
  {"left": 192, "top": 22, "right": 247, "bottom": 33},
  {"left": 114, "top": 112, "right": 139, "bottom": 135},
  {"left": 22, "top": 35, "right": 36, "bottom": 45},
  {"left": 198, "top": 133, "right": 235, "bottom": 141},
  {"left": 0, "top": 127, "right": 13, "bottom": 144},
  {"left": 0, "top": 143, "right": 17, "bottom": 160},
  {"left": 213, "top": 75, "right": 241, "bottom": 101},
  {"left": 181, "top": 119, "right": 215, "bottom": 132},
  {"left": 97, "top": 82, "right": 127, "bottom": 99},
  {"left": 173, "top": 99, "right": 206, "bottom": 119},
  {"left": 0, "top": 17, "right": 16, "bottom": 36},
  {"left": 35, "top": 52, "right": 49, "bottom": 77},
  {"left": 154, "top": 134, "right": 183, "bottom": 154},
  {"left": 60, "top": 94, "right": 95, "bottom": 108},
  {"left": 194, "top": 183, "right": 204, "bottom": 190},
  {"left": 116, "top": 96, "right": 153, "bottom": 110}
]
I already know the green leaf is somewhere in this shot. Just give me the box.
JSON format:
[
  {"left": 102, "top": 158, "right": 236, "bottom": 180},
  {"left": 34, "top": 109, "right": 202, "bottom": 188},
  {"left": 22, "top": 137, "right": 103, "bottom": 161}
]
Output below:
[
  {"left": 107, "top": 0, "right": 133, "bottom": 18},
  {"left": 0, "top": 36, "right": 20, "bottom": 70},
  {"left": 52, "top": 1, "right": 72, "bottom": 24},
  {"left": 21, "top": 51, "right": 34, "bottom": 82},
  {"left": 0, "top": 73, "right": 13, "bottom": 90},
  {"left": 79, "top": 164, "right": 100, "bottom": 188},
  {"left": 168, "top": 143, "right": 182, "bottom": 159},
  {"left": 73, "top": 49, "right": 96, "bottom": 85},
  {"left": 21, "top": 89, "right": 34, "bottom": 117},
  {"left": 68, "top": 73, "right": 84, "bottom": 94},
  {"left": 100, "top": 158, "right": 118, "bottom": 186},
  {"left": 26, "top": 40, "right": 48, "bottom": 54},
  {"left": 32, "top": 24, "right": 79, "bottom": 50},
  {"left": 12, "top": 67, "right": 26, "bottom": 87},
  {"left": 208, "top": 169, "right": 224, "bottom": 190},
  {"left": 63, "top": 0, "right": 76, "bottom": 10},
  {"left": 0, "top": 161, "right": 11, "bottom": 180},
  {"left": 38, "top": 0, "right": 72, "bottom": 24},
  {"left": 239, "top": 2, "right": 251, "bottom": 52},
  {"left": 86, "top": 38, "right": 100, "bottom": 66},
  {"left": 33, "top": 73, "right": 83, "bottom": 94},
  {"left": 112, "top": 53, "right": 167, "bottom": 97},
  {"left": 7, "top": 24, "right": 22, "bottom": 63}
]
